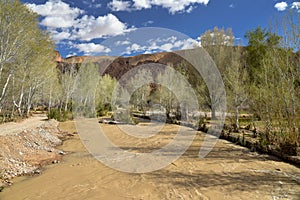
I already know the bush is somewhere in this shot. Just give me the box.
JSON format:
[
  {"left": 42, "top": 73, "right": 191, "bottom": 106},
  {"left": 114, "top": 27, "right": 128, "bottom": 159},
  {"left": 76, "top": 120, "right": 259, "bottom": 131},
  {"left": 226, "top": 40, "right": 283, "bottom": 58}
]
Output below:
[
  {"left": 198, "top": 117, "right": 208, "bottom": 132},
  {"left": 97, "top": 103, "right": 112, "bottom": 117},
  {"left": 47, "top": 109, "right": 73, "bottom": 122}
]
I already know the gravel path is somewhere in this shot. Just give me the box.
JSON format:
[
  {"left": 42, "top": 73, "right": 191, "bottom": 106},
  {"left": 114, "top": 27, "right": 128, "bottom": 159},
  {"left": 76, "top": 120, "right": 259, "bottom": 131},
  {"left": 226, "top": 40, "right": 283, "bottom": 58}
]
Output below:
[{"left": 0, "top": 114, "right": 47, "bottom": 136}]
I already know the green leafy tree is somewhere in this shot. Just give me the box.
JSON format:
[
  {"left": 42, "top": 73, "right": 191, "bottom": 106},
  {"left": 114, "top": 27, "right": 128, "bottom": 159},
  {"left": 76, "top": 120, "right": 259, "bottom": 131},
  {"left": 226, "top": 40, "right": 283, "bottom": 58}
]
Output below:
[
  {"left": 73, "top": 62, "right": 100, "bottom": 117},
  {"left": 0, "top": 0, "right": 56, "bottom": 117},
  {"left": 245, "top": 13, "right": 300, "bottom": 153},
  {"left": 200, "top": 27, "right": 234, "bottom": 120},
  {"left": 224, "top": 46, "right": 248, "bottom": 131},
  {"left": 245, "top": 27, "right": 281, "bottom": 84},
  {"left": 96, "top": 74, "right": 117, "bottom": 116}
]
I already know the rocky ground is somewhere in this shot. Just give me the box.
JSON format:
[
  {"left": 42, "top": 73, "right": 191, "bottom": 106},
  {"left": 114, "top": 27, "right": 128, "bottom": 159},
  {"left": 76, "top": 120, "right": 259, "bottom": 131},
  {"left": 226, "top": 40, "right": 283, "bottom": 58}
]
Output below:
[{"left": 0, "top": 115, "right": 70, "bottom": 187}]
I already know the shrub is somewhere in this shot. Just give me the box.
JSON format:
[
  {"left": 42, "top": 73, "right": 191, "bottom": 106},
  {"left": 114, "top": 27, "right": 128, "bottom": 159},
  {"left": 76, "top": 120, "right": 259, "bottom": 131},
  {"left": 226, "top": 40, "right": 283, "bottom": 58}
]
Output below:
[
  {"left": 97, "top": 103, "right": 112, "bottom": 117},
  {"left": 47, "top": 109, "right": 73, "bottom": 122},
  {"left": 198, "top": 117, "right": 208, "bottom": 132}
]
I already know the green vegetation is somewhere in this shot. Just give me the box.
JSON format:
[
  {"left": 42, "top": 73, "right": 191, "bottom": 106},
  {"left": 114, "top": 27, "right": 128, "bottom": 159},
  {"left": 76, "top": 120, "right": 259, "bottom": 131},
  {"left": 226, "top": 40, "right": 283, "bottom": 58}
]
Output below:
[
  {"left": 0, "top": 0, "right": 56, "bottom": 120},
  {"left": 0, "top": 1, "right": 299, "bottom": 156},
  {"left": 47, "top": 108, "right": 73, "bottom": 122},
  {"left": 197, "top": 13, "right": 300, "bottom": 155}
]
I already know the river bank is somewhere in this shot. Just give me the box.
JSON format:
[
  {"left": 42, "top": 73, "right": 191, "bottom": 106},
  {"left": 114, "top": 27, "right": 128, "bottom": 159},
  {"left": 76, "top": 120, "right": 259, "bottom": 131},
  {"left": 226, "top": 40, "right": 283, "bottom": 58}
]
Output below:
[
  {"left": 0, "top": 120, "right": 299, "bottom": 199},
  {"left": 0, "top": 115, "right": 73, "bottom": 188}
]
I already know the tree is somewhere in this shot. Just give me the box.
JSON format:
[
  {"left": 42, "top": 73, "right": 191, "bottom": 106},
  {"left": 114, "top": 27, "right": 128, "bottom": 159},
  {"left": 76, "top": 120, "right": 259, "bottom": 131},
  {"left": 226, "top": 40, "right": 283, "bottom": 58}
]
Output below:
[
  {"left": 60, "top": 61, "right": 77, "bottom": 112},
  {"left": 245, "top": 27, "right": 282, "bottom": 120},
  {"left": 224, "top": 46, "right": 248, "bottom": 131},
  {"left": 73, "top": 62, "right": 100, "bottom": 117},
  {"left": 245, "top": 27, "right": 281, "bottom": 84},
  {"left": 244, "top": 13, "right": 300, "bottom": 152},
  {"left": 96, "top": 74, "right": 117, "bottom": 116},
  {"left": 13, "top": 31, "right": 56, "bottom": 116},
  {"left": 156, "top": 65, "right": 197, "bottom": 121},
  {"left": 201, "top": 27, "right": 234, "bottom": 47},
  {"left": 199, "top": 27, "right": 234, "bottom": 120},
  {"left": 127, "top": 68, "right": 153, "bottom": 114},
  {"left": 0, "top": 0, "right": 56, "bottom": 117}
]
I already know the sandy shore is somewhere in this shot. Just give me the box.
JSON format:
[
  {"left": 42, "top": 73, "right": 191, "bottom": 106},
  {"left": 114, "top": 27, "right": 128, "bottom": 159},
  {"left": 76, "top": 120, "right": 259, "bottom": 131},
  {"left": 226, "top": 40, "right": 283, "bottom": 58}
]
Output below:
[{"left": 0, "top": 121, "right": 300, "bottom": 199}]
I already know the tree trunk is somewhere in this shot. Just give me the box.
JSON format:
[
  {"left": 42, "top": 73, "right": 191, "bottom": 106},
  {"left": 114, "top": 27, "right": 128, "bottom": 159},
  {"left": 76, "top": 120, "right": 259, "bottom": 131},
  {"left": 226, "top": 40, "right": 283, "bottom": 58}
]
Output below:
[
  {"left": 235, "top": 106, "right": 239, "bottom": 132},
  {"left": 211, "top": 106, "right": 217, "bottom": 120},
  {"left": 0, "top": 73, "right": 12, "bottom": 107},
  {"left": 48, "top": 82, "right": 53, "bottom": 113},
  {"left": 64, "top": 95, "right": 69, "bottom": 112}
]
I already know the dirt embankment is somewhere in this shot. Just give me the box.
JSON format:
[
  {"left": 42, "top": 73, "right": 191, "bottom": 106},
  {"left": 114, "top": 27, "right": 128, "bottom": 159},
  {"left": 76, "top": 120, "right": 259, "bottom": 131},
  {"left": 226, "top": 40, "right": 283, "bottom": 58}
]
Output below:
[{"left": 0, "top": 115, "right": 70, "bottom": 187}]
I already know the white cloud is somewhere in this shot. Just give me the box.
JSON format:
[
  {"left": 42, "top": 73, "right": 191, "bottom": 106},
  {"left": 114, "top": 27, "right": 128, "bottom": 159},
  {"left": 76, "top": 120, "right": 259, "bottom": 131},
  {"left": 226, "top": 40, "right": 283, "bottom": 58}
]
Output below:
[
  {"left": 274, "top": 2, "right": 288, "bottom": 11},
  {"left": 51, "top": 31, "right": 71, "bottom": 41},
  {"left": 26, "top": 0, "right": 133, "bottom": 43},
  {"left": 115, "top": 40, "right": 131, "bottom": 46},
  {"left": 95, "top": 4, "right": 102, "bottom": 8},
  {"left": 26, "top": 0, "right": 84, "bottom": 16},
  {"left": 142, "top": 20, "right": 154, "bottom": 26},
  {"left": 150, "top": 0, "right": 209, "bottom": 14},
  {"left": 186, "top": 6, "right": 195, "bottom": 13},
  {"left": 133, "top": 0, "right": 152, "bottom": 10},
  {"left": 123, "top": 36, "right": 198, "bottom": 55},
  {"left": 26, "top": 0, "right": 83, "bottom": 28},
  {"left": 82, "top": 0, "right": 101, "bottom": 8},
  {"left": 66, "top": 52, "right": 77, "bottom": 58},
  {"left": 291, "top": 2, "right": 300, "bottom": 9},
  {"left": 72, "top": 14, "right": 134, "bottom": 41},
  {"left": 40, "top": 16, "right": 77, "bottom": 28},
  {"left": 108, "top": 0, "right": 131, "bottom": 11},
  {"left": 76, "top": 43, "right": 111, "bottom": 55},
  {"left": 107, "top": 0, "right": 209, "bottom": 14}
]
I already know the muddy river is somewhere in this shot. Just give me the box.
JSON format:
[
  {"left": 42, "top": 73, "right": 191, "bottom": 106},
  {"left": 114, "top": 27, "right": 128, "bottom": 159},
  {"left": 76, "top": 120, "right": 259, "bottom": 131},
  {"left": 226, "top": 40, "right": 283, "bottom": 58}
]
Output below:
[{"left": 1, "top": 121, "right": 299, "bottom": 200}]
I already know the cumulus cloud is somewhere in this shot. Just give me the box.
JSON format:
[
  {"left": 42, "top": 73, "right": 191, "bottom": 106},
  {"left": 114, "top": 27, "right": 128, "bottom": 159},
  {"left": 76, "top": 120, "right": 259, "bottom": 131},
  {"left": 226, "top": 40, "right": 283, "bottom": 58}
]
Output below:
[
  {"left": 72, "top": 14, "right": 132, "bottom": 41},
  {"left": 274, "top": 2, "right": 288, "bottom": 11},
  {"left": 107, "top": 0, "right": 209, "bottom": 14},
  {"left": 51, "top": 31, "right": 71, "bottom": 41},
  {"left": 26, "top": 0, "right": 133, "bottom": 46},
  {"left": 133, "top": 0, "right": 152, "bottom": 10},
  {"left": 108, "top": 0, "right": 131, "bottom": 11},
  {"left": 123, "top": 36, "right": 198, "bottom": 55},
  {"left": 291, "top": 2, "right": 300, "bottom": 9},
  {"left": 26, "top": 0, "right": 83, "bottom": 28},
  {"left": 150, "top": 0, "right": 209, "bottom": 14},
  {"left": 115, "top": 40, "right": 131, "bottom": 46},
  {"left": 76, "top": 43, "right": 111, "bottom": 55},
  {"left": 26, "top": 0, "right": 84, "bottom": 17},
  {"left": 82, "top": 0, "right": 101, "bottom": 8}
]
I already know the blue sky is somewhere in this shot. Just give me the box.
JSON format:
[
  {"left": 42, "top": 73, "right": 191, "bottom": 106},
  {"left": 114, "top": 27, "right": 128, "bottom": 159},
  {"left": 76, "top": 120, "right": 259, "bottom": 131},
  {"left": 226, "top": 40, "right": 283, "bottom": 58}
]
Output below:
[{"left": 21, "top": 0, "right": 300, "bottom": 58}]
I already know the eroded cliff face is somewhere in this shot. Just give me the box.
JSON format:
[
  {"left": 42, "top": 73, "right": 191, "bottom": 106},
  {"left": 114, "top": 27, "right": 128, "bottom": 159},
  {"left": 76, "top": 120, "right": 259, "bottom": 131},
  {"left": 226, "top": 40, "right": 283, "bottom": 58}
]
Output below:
[
  {"left": 55, "top": 51, "right": 186, "bottom": 79},
  {"left": 103, "top": 52, "right": 186, "bottom": 79},
  {"left": 54, "top": 51, "right": 64, "bottom": 62}
]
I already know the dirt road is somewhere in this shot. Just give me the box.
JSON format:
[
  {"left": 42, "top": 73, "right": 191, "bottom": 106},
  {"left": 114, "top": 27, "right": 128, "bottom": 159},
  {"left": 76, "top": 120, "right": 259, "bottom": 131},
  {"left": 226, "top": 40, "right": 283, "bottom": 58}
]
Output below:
[
  {"left": 0, "top": 114, "right": 47, "bottom": 136},
  {"left": 0, "top": 121, "right": 299, "bottom": 200}
]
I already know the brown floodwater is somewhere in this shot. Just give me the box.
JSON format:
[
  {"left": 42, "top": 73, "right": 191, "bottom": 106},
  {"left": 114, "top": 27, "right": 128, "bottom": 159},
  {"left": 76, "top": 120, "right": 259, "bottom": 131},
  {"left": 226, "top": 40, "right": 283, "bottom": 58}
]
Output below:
[{"left": 0, "top": 121, "right": 299, "bottom": 200}]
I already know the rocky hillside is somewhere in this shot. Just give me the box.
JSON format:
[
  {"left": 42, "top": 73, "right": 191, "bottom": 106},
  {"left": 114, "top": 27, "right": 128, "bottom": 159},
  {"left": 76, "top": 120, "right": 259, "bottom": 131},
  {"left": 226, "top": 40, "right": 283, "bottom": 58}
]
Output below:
[{"left": 54, "top": 51, "right": 187, "bottom": 79}]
